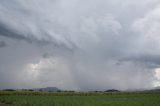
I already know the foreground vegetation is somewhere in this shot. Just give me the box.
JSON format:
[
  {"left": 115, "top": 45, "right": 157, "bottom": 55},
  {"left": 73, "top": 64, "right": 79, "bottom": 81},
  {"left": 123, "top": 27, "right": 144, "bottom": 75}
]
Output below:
[{"left": 0, "top": 91, "right": 160, "bottom": 106}]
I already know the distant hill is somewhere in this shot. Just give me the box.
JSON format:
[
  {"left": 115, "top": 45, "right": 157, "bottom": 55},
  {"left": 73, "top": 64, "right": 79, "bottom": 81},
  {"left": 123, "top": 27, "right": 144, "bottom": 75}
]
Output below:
[
  {"left": 155, "top": 86, "right": 160, "bottom": 90},
  {"left": 134, "top": 87, "right": 160, "bottom": 93},
  {"left": 33, "top": 87, "right": 61, "bottom": 92},
  {"left": 148, "top": 87, "right": 160, "bottom": 92},
  {"left": 105, "top": 89, "right": 120, "bottom": 92}
]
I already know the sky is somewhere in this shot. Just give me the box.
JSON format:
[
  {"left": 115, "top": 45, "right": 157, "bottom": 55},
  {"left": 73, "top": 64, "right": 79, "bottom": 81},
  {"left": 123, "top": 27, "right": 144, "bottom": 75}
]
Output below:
[{"left": 0, "top": 0, "right": 160, "bottom": 91}]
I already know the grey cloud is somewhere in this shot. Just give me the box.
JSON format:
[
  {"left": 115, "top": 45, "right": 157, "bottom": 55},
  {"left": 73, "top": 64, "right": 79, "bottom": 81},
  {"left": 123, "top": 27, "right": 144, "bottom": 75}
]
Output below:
[
  {"left": 119, "top": 55, "right": 160, "bottom": 69},
  {"left": 0, "top": 0, "right": 76, "bottom": 50},
  {"left": 0, "top": 41, "right": 7, "bottom": 48},
  {"left": 0, "top": 23, "right": 28, "bottom": 40},
  {"left": 0, "top": 22, "right": 76, "bottom": 51},
  {"left": 0, "top": 0, "right": 160, "bottom": 90}
]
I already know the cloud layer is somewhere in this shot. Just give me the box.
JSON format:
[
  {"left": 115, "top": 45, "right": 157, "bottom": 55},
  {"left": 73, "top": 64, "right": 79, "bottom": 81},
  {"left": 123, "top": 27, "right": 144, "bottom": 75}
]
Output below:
[{"left": 0, "top": 0, "right": 160, "bottom": 91}]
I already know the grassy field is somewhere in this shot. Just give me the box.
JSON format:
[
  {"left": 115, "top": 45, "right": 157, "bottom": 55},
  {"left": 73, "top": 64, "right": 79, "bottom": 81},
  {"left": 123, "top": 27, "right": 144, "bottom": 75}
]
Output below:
[{"left": 0, "top": 91, "right": 160, "bottom": 106}]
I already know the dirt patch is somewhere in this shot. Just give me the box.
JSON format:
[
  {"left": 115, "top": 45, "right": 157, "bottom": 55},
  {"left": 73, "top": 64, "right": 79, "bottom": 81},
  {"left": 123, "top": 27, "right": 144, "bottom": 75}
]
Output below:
[{"left": 0, "top": 103, "right": 13, "bottom": 106}]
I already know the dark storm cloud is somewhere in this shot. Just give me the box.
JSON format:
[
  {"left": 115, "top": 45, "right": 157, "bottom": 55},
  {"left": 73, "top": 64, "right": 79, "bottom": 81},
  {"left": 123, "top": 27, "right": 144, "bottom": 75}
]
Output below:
[
  {"left": 120, "top": 55, "right": 160, "bottom": 68},
  {"left": 0, "top": 0, "right": 160, "bottom": 90},
  {"left": 0, "top": 23, "right": 27, "bottom": 40},
  {"left": 0, "top": 22, "right": 76, "bottom": 51}
]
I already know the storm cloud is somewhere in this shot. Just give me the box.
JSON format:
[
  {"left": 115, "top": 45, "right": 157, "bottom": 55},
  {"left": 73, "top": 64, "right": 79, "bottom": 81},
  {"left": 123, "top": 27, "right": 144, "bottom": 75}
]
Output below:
[{"left": 0, "top": 0, "right": 160, "bottom": 91}]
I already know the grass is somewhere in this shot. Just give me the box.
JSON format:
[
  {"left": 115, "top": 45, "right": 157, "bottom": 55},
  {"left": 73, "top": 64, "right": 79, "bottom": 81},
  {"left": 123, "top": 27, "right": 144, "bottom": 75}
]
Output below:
[{"left": 0, "top": 91, "right": 160, "bottom": 106}]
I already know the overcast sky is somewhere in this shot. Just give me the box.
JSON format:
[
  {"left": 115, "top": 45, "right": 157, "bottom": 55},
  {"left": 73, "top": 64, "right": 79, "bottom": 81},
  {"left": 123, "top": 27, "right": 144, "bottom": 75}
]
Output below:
[{"left": 0, "top": 0, "right": 160, "bottom": 91}]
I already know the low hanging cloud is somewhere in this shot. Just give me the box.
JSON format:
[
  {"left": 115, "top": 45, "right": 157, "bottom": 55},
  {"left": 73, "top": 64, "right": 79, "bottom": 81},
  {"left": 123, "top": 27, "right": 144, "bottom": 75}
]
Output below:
[{"left": 0, "top": 0, "right": 160, "bottom": 91}]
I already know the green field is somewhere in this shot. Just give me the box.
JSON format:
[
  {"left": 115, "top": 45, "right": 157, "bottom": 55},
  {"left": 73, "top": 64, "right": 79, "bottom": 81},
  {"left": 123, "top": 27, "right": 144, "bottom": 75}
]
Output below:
[{"left": 0, "top": 91, "right": 160, "bottom": 106}]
